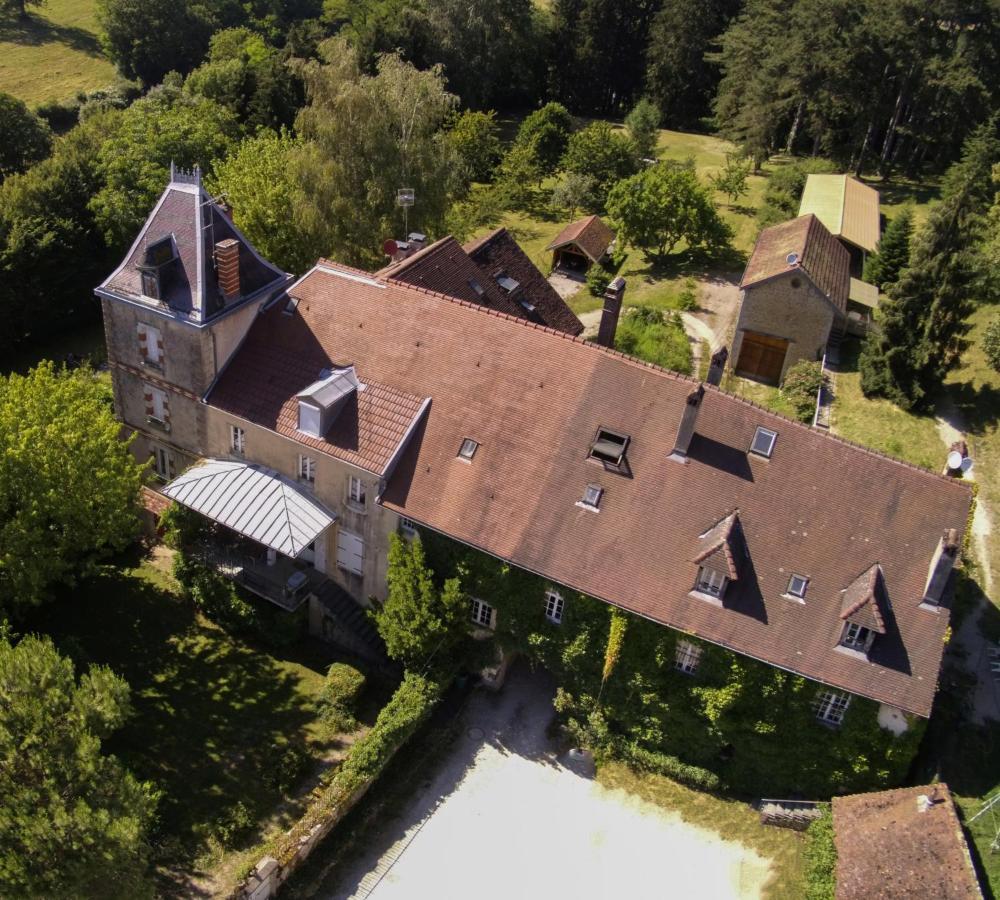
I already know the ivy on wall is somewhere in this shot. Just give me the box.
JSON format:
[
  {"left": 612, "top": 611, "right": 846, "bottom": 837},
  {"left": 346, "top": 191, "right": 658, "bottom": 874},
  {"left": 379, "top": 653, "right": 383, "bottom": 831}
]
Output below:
[{"left": 423, "top": 530, "right": 924, "bottom": 798}]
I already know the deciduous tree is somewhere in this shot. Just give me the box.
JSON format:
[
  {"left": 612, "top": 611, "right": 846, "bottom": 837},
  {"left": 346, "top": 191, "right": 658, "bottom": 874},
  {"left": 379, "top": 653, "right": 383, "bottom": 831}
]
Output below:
[
  {"left": 0, "top": 364, "right": 144, "bottom": 610},
  {"left": 0, "top": 93, "right": 52, "bottom": 180},
  {"left": 624, "top": 97, "right": 660, "bottom": 161},
  {"left": 445, "top": 110, "right": 503, "bottom": 186},
  {"left": 514, "top": 102, "right": 575, "bottom": 177},
  {"left": 561, "top": 121, "right": 638, "bottom": 210}
]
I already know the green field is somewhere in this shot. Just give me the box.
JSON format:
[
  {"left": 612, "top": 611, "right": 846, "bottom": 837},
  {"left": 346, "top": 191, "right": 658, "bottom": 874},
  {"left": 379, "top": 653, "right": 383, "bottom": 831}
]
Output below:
[{"left": 0, "top": 0, "right": 117, "bottom": 105}]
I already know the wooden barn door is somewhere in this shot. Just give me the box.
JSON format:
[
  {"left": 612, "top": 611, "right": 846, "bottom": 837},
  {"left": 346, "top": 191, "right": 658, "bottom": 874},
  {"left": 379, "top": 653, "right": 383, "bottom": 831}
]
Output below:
[{"left": 735, "top": 332, "right": 789, "bottom": 385}]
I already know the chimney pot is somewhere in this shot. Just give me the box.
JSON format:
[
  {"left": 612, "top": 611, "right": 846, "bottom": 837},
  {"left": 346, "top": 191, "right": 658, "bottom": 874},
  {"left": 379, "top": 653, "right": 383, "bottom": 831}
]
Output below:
[
  {"left": 596, "top": 276, "right": 626, "bottom": 348},
  {"left": 215, "top": 239, "right": 241, "bottom": 300},
  {"left": 920, "top": 528, "right": 961, "bottom": 609},
  {"left": 707, "top": 346, "right": 729, "bottom": 387},
  {"left": 668, "top": 386, "right": 705, "bottom": 462}
]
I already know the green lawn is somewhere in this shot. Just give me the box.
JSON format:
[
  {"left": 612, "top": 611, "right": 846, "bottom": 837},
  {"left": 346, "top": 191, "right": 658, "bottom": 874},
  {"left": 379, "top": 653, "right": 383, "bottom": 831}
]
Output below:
[
  {"left": 598, "top": 762, "right": 805, "bottom": 900},
  {"left": 27, "top": 553, "right": 384, "bottom": 892},
  {"left": 0, "top": 0, "right": 117, "bottom": 105}
]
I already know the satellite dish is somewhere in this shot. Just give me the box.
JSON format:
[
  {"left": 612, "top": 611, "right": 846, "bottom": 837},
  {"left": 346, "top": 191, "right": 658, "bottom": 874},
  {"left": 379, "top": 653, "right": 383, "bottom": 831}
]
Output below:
[
  {"left": 947, "top": 450, "right": 964, "bottom": 471},
  {"left": 786, "top": 252, "right": 799, "bottom": 266},
  {"left": 960, "top": 457, "right": 974, "bottom": 474},
  {"left": 382, "top": 238, "right": 398, "bottom": 257}
]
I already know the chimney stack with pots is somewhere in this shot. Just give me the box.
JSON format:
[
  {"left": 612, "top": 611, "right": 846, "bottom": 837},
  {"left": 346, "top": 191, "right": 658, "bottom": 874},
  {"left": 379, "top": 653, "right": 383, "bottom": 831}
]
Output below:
[
  {"left": 596, "top": 276, "right": 626, "bottom": 348},
  {"left": 668, "top": 386, "right": 705, "bottom": 463},
  {"left": 215, "top": 239, "right": 241, "bottom": 300},
  {"left": 920, "top": 528, "right": 960, "bottom": 610},
  {"left": 707, "top": 346, "right": 729, "bottom": 387}
]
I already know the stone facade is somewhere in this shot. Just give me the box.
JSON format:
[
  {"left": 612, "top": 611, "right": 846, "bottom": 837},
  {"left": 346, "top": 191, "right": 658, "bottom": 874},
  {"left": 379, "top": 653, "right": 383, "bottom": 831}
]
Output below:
[{"left": 730, "top": 270, "right": 841, "bottom": 384}]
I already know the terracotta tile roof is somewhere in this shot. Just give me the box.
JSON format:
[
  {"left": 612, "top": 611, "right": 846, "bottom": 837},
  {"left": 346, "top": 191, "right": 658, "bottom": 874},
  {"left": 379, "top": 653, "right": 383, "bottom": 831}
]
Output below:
[
  {"left": 742, "top": 215, "right": 851, "bottom": 313},
  {"left": 98, "top": 174, "right": 288, "bottom": 322},
  {"left": 546, "top": 214, "right": 615, "bottom": 263},
  {"left": 140, "top": 486, "right": 172, "bottom": 518},
  {"left": 833, "top": 784, "right": 983, "bottom": 899},
  {"left": 840, "top": 564, "right": 888, "bottom": 633},
  {"left": 799, "top": 174, "right": 881, "bottom": 253},
  {"left": 463, "top": 228, "right": 583, "bottom": 335},
  {"left": 693, "top": 512, "right": 741, "bottom": 579},
  {"left": 214, "top": 260, "right": 971, "bottom": 716}
]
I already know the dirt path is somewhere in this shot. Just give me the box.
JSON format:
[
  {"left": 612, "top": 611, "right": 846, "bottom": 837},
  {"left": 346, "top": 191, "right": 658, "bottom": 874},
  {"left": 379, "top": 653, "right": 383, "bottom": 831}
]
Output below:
[{"left": 306, "top": 665, "right": 772, "bottom": 900}]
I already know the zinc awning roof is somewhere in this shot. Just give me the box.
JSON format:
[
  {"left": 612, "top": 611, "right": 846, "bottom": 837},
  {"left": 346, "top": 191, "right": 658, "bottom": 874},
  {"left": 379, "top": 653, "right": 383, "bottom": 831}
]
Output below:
[
  {"left": 163, "top": 458, "right": 336, "bottom": 557},
  {"left": 849, "top": 277, "right": 880, "bottom": 309},
  {"left": 799, "top": 174, "right": 881, "bottom": 253}
]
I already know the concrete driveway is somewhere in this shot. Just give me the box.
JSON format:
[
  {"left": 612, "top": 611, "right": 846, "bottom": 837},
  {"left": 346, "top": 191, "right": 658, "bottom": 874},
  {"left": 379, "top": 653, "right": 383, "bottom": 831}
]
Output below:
[{"left": 308, "top": 663, "right": 770, "bottom": 900}]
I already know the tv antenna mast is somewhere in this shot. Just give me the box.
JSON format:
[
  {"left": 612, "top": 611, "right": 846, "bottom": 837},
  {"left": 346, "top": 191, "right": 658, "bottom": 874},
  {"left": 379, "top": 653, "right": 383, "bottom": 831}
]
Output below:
[{"left": 397, "top": 187, "right": 415, "bottom": 236}]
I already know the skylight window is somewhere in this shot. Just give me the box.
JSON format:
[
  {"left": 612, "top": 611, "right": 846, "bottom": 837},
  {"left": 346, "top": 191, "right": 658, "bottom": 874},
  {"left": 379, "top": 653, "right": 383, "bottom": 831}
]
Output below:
[
  {"left": 579, "top": 483, "right": 603, "bottom": 511},
  {"left": 468, "top": 279, "right": 485, "bottom": 297},
  {"left": 495, "top": 274, "right": 520, "bottom": 293},
  {"left": 283, "top": 297, "right": 299, "bottom": 316},
  {"left": 786, "top": 574, "right": 809, "bottom": 598},
  {"left": 589, "top": 427, "right": 630, "bottom": 468},
  {"left": 749, "top": 426, "right": 777, "bottom": 458},
  {"left": 458, "top": 438, "right": 479, "bottom": 461}
]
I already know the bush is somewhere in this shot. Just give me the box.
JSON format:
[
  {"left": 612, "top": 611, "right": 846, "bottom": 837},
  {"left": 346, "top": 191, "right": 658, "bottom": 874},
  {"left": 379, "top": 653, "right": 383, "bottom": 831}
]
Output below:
[
  {"left": 983, "top": 314, "right": 1000, "bottom": 373},
  {"left": 803, "top": 809, "right": 837, "bottom": 900},
  {"left": 321, "top": 663, "right": 367, "bottom": 732},
  {"left": 620, "top": 742, "right": 723, "bottom": 792},
  {"left": 212, "top": 801, "right": 255, "bottom": 848},
  {"left": 262, "top": 741, "right": 311, "bottom": 793},
  {"left": 676, "top": 278, "right": 698, "bottom": 311},
  {"left": 781, "top": 360, "right": 826, "bottom": 422},
  {"left": 615, "top": 308, "right": 693, "bottom": 374},
  {"left": 586, "top": 266, "right": 612, "bottom": 297},
  {"left": 172, "top": 552, "right": 257, "bottom": 632}
]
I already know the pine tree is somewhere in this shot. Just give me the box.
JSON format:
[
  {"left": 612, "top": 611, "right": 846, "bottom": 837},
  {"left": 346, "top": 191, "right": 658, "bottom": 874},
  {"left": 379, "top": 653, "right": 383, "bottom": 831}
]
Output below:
[
  {"left": 860, "top": 120, "right": 1000, "bottom": 410},
  {"left": 862, "top": 207, "right": 913, "bottom": 292}
]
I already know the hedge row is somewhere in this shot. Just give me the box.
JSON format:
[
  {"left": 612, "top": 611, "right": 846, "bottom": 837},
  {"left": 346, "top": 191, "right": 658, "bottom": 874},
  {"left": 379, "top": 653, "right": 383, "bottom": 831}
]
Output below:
[{"left": 619, "top": 742, "right": 723, "bottom": 793}]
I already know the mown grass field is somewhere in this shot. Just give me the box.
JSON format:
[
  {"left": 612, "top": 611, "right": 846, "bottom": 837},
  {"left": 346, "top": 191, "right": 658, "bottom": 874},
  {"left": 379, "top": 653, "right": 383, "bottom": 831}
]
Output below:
[{"left": 0, "top": 0, "right": 116, "bottom": 105}]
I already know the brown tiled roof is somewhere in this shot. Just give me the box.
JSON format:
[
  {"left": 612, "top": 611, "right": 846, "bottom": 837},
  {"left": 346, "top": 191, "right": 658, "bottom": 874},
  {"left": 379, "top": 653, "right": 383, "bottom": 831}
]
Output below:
[
  {"left": 140, "top": 486, "right": 172, "bottom": 518},
  {"left": 99, "top": 176, "right": 288, "bottom": 322},
  {"left": 464, "top": 228, "right": 583, "bottom": 335},
  {"left": 840, "top": 564, "right": 888, "bottom": 633},
  {"left": 215, "top": 260, "right": 970, "bottom": 716},
  {"left": 546, "top": 214, "right": 615, "bottom": 263},
  {"left": 693, "top": 512, "right": 741, "bottom": 579},
  {"left": 742, "top": 215, "right": 851, "bottom": 313},
  {"left": 833, "top": 784, "right": 983, "bottom": 900}
]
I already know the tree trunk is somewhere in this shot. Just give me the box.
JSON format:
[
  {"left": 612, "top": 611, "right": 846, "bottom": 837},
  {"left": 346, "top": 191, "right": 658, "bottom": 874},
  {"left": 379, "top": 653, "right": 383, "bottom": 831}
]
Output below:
[
  {"left": 785, "top": 100, "right": 804, "bottom": 154},
  {"left": 854, "top": 120, "right": 876, "bottom": 177}
]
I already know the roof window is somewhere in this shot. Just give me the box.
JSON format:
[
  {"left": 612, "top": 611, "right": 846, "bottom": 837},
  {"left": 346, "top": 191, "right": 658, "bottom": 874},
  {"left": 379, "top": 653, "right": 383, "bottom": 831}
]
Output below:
[
  {"left": 578, "top": 483, "right": 603, "bottom": 511},
  {"left": 589, "top": 427, "right": 630, "bottom": 469},
  {"left": 786, "top": 574, "right": 808, "bottom": 599},
  {"left": 458, "top": 438, "right": 479, "bottom": 461},
  {"left": 137, "top": 236, "right": 177, "bottom": 301},
  {"left": 749, "top": 426, "right": 777, "bottom": 458},
  {"left": 282, "top": 297, "right": 299, "bottom": 316},
  {"left": 468, "top": 279, "right": 485, "bottom": 297},
  {"left": 495, "top": 273, "right": 520, "bottom": 293}
]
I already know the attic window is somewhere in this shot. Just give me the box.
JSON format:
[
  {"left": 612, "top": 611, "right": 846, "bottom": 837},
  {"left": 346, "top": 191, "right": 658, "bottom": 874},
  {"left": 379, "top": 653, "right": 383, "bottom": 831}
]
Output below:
[
  {"left": 520, "top": 299, "right": 536, "bottom": 313},
  {"left": 695, "top": 566, "right": 727, "bottom": 598},
  {"left": 468, "top": 279, "right": 485, "bottom": 297},
  {"left": 579, "top": 483, "right": 603, "bottom": 511},
  {"left": 749, "top": 426, "right": 777, "bottom": 458},
  {"left": 786, "top": 574, "right": 809, "bottom": 599},
  {"left": 140, "top": 271, "right": 161, "bottom": 300},
  {"left": 840, "top": 622, "right": 875, "bottom": 654},
  {"left": 495, "top": 274, "right": 519, "bottom": 293},
  {"left": 589, "top": 427, "right": 630, "bottom": 469},
  {"left": 283, "top": 297, "right": 299, "bottom": 316},
  {"left": 458, "top": 438, "right": 479, "bottom": 461}
]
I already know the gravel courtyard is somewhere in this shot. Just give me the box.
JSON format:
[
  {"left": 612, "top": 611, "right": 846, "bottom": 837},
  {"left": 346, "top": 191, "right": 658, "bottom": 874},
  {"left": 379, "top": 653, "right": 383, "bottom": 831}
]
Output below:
[{"left": 309, "top": 663, "right": 772, "bottom": 900}]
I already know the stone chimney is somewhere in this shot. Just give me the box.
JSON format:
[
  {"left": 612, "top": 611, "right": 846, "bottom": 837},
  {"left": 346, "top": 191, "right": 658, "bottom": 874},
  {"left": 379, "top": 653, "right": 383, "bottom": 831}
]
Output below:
[
  {"left": 668, "top": 386, "right": 705, "bottom": 463},
  {"left": 596, "top": 276, "right": 626, "bottom": 348},
  {"left": 920, "top": 528, "right": 960, "bottom": 610},
  {"left": 707, "top": 346, "right": 728, "bottom": 387},
  {"left": 215, "top": 239, "right": 240, "bottom": 300}
]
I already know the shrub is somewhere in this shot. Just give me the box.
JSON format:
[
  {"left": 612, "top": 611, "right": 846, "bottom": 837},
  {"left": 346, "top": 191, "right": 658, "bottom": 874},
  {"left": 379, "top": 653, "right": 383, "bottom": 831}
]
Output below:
[
  {"left": 615, "top": 307, "right": 693, "bottom": 374},
  {"left": 320, "top": 663, "right": 367, "bottom": 732},
  {"left": 620, "top": 742, "right": 723, "bottom": 792},
  {"left": 983, "top": 314, "right": 1000, "bottom": 373},
  {"left": 676, "top": 278, "right": 698, "bottom": 311},
  {"left": 212, "top": 801, "right": 255, "bottom": 848},
  {"left": 173, "top": 553, "right": 256, "bottom": 632},
  {"left": 586, "top": 266, "right": 612, "bottom": 297},
  {"left": 803, "top": 808, "right": 837, "bottom": 900},
  {"left": 262, "top": 741, "right": 311, "bottom": 793},
  {"left": 781, "top": 360, "right": 826, "bottom": 422}
]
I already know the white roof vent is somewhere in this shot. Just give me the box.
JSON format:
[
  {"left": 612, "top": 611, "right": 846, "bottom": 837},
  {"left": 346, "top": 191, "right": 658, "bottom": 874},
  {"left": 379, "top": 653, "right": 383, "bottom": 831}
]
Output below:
[
  {"left": 786, "top": 252, "right": 799, "bottom": 267},
  {"left": 296, "top": 366, "right": 363, "bottom": 438}
]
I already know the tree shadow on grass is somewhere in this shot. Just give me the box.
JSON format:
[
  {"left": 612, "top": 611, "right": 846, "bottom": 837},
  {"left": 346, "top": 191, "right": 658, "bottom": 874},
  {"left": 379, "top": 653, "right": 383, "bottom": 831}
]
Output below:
[
  {"left": 946, "top": 380, "right": 1000, "bottom": 438},
  {"left": 0, "top": 12, "right": 103, "bottom": 56}
]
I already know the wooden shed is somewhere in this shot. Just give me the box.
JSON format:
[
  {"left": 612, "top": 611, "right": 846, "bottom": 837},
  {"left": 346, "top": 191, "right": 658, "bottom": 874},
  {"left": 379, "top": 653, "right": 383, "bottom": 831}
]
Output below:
[{"left": 546, "top": 215, "right": 615, "bottom": 274}]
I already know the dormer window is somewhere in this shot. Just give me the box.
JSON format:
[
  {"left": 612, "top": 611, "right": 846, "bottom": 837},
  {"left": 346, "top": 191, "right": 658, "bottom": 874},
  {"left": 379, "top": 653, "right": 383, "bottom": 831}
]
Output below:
[
  {"left": 578, "top": 483, "right": 603, "bottom": 511},
  {"left": 140, "top": 271, "right": 161, "bottom": 300},
  {"left": 695, "top": 566, "right": 727, "bottom": 598},
  {"left": 786, "top": 574, "right": 809, "bottom": 599},
  {"left": 840, "top": 622, "right": 874, "bottom": 653},
  {"left": 589, "top": 427, "right": 630, "bottom": 470},
  {"left": 458, "top": 438, "right": 479, "bottom": 461},
  {"left": 137, "top": 237, "right": 177, "bottom": 302},
  {"left": 296, "top": 367, "right": 361, "bottom": 438},
  {"left": 750, "top": 426, "right": 777, "bottom": 458}
]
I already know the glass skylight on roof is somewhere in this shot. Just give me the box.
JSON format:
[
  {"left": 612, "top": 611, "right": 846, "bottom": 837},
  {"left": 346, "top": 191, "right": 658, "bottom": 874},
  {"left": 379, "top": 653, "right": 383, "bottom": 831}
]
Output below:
[
  {"left": 468, "top": 279, "right": 485, "bottom": 297},
  {"left": 283, "top": 297, "right": 299, "bottom": 316},
  {"left": 458, "top": 438, "right": 479, "bottom": 461},
  {"left": 750, "top": 426, "right": 777, "bottom": 458},
  {"left": 496, "top": 275, "right": 520, "bottom": 293},
  {"left": 787, "top": 574, "right": 808, "bottom": 598},
  {"left": 589, "top": 427, "right": 630, "bottom": 468},
  {"left": 581, "top": 484, "right": 603, "bottom": 510}
]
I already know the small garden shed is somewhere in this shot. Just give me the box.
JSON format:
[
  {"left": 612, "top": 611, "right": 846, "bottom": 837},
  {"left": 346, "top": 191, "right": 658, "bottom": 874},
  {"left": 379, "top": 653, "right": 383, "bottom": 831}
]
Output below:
[{"left": 547, "top": 214, "right": 615, "bottom": 274}]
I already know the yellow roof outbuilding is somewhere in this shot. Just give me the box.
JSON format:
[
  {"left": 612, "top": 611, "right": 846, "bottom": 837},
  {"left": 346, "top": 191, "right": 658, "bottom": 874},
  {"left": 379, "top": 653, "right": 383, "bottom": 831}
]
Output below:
[{"left": 799, "top": 174, "right": 881, "bottom": 253}]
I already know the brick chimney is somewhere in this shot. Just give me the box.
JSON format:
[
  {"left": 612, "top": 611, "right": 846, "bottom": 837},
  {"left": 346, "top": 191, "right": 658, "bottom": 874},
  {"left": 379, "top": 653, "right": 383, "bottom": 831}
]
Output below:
[
  {"left": 668, "top": 386, "right": 705, "bottom": 463},
  {"left": 920, "top": 528, "right": 960, "bottom": 610},
  {"left": 707, "top": 346, "right": 729, "bottom": 387},
  {"left": 596, "top": 276, "right": 626, "bottom": 348},
  {"left": 215, "top": 239, "right": 240, "bottom": 300}
]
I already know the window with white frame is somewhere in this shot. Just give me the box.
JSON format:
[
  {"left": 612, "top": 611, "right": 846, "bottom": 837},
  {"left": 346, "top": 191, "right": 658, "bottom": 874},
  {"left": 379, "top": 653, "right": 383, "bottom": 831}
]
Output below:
[
  {"left": 470, "top": 597, "right": 495, "bottom": 629},
  {"left": 579, "top": 483, "right": 603, "bottom": 511},
  {"left": 839, "top": 622, "right": 874, "bottom": 653},
  {"left": 298, "top": 455, "right": 316, "bottom": 483},
  {"left": 749, "top": 426, "right": 777, "bottom": 458},
  {"left": 458, "top": 438, "right": 479, "bottom": 461},
  {"left": 145, "top": 385, "right": 169, "bottom": 428},
  {"left": 230, "top": 425, "right": 245, "bottom": 455},
  {"left": 813, "top": 689, "right": 851, "bottom": 726},
  {"left": 786, "top": 574, "right": 809, "bottom": 599},
  {"left": 138, "top": 323, "right": 163, "bottom": 367},
  {"left": 674, "top": 639, "right": 703, "bottom": 674},
  {"left": 695, "top": 566, "right": 727, "bottom": 598},
  {"left": 336, "top": 529, "right": 364, "bottom": 576},
  {"left": 544, "top": 590, "right": 564, "bottom": 624},
  {"left": 399, "top": 517, "right": 418, "bottom": 539},
  {"left": 152, "top": 445, "right": 171, "bottom": 480},
  {"left": 348, "top": 476, "right": 366, "bottom": 506}
]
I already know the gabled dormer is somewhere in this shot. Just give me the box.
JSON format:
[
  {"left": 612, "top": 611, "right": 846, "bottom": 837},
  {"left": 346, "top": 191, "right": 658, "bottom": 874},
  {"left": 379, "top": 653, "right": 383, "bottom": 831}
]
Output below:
[
  {"left": 691, "top": 511, "right": 743, "bottom": 604},
  {"left": 837, "top": 564, "right": 888, "bottom": 656},
  {"left": 297, "top": 366, "right": 363, "bottom": 438}
]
